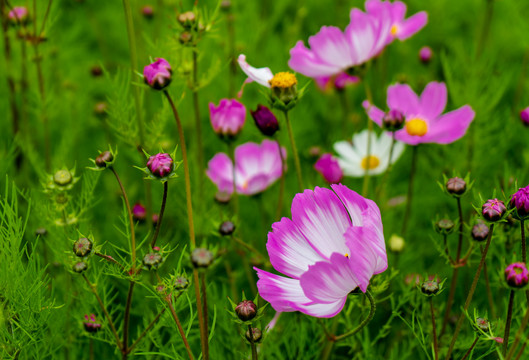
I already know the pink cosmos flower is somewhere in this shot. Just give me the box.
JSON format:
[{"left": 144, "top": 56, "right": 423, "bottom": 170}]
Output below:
[
  {"left": 8, "top": 6, "right": 28, "bottom": 24},
  {"left": 363, "top": 82, "right": 475, "bottom": 145},
  {"left": 147, "top": 153, "right": 174, "bottom": 178},
  {"left": 255, "top": 185, "right": 387, "bottom": 318},
  {"left": 510, "top": 185, "right": 529, "bottom": 218},
  {"left": 505, "top": 263, "right": 529, "bottom": 288},
  {"left": 314, "top": 154, "right": 343, "bottom": 184},
  {"left": 209, "top": 99, "right": 246, "bottom": 137},
  {"left": 143, "top": 58, "right": 172, "bottom": 90},
  {"left": 206, "top": 139, "right": 286, "bottom": 196},
  {"left": 365, "top": 0, "right": 428, "bottom": 44}
]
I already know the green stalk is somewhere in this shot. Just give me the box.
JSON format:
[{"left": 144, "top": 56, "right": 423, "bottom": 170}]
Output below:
[
  {"left": 401, "top": 145, "right": 418, "bottom": 235},
  {"left": 430, "top": 298, "right": 438, "bottom": 360},
  {"left": 332, "top": 290, "right": 376, "bottom": 342},
  {"left": 284, "top": 110, "right": 304, "bottom": 191},
  {"left": 274, "top": 138, "right": 286, "bottom": 221},
  {"left": 362, "top": 79, "right": 374, "bottom": 197},
  {"left": 504, "top": 290, "right": 516, "bottom": 355},
  {"left": 506, "top": 305, "right": 529, "bottom": 360},
  {"left": 150, "top": 181, "right": 168, "bottom": 249},
  {"left": 191, "top": 49, "right": 205, "bottom": 199}
]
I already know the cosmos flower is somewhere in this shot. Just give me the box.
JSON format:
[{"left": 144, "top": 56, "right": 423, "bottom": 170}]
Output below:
[
  {"left": 314, "top": 154, "right": 343, "bottom": 184},
  {"left": 209, "top": 99, "right": 246, "bottom": 137},
  {"left": 8, "top": 6, "right": 28, "bottom": 24},
  {"left": 333, "top": 130, "right": 405, "bottom": 177},
  {"left": 510, "top": 185, "right": 529, "bottom": 218},
  {"left": 363, "top": 82, "right": 475, "bottom": 145},
  {"left": 206, "top": 139, "right": 286, "bottom": 196},
  {"left": 505, "top": 263, "right": 529, "bottom": 288},
  {"left": 255, "top": 185, "right": 387, "bottom": 318},
  {"left": 143, "top": 58, "right": 172, "bottom": 90}
]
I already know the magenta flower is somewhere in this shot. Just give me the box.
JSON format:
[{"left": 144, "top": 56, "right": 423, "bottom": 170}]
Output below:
[
  {"left": 520, "top": 107, "right": 529, "bottom": 127},
  {"left": 365, "top": 0, "right": 427, "bottom": 44},
  {"left": 83, "top": 314, "right": 102, "bottom": 333},
  {"left": 364, "top": 82, "right": 475, "bottom": 145},
  {"left": 288, "top": 7, "right": 392, "bottom": 79},
  {"left": 482, "top": 198, "right": 506, "bottom": 222},
  {"left": 419, "top": 46, "right": 433, "bottom": 63},
  {"left": 314, "top": 154, "right": 343, "bottom": 184},
  {"left": 147, "top": 153, "right": 174, "bottom": 178},
  {"left": 510, "top": 186, "right": 529, "bottom": 218},
  {"left": 206, "top": 140, "right": 286, "bottom": 196},
  {"left": 505, "top": 263, "right": 529, "bottom": 288},
  {"left": 209, "top": 99, "right": 246, "bottom": 137},
  {"left": 143, "top": 58, "right": 172, "bottom": 90},
  {"left": 132, "top": 203, "right": 147, "bottom": 222},
  {"left": 8, "top": 6, "right": 28, "bottom": 24},
  {"left": 255, "top": 185, "right": 387, "bottom": 318},
  {"left": 251, "top": 105, "right": 279, "bottom": 137}
]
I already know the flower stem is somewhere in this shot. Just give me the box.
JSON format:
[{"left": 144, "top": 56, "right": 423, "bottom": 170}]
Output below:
[
  {"left": 283, "top": 110, "right": 304, "bottom": 191},
  {"left": 445, "top": 224, "right": 495, "bottom": 360},
  {"left": 127, "top": 307, "right": 166, "bottom": 354},
  {"left": 506, "top": 304, "right": 529, "bottom": 360},
  {"left": 165, "top": 295, "right": 195, "bottom": 360},
  {"left": 248, "top": 325, "right": 258, "bottom": 360},
  {"left": 430, "top": 298, "right": 439, "bottom": 360},
  {"left": 150, "top": 181, "right": 168, "bottom": 249},
  {"left": 376, "top": 131, "right": 396, "bottom": 200},
  {"left": 95, "top": 252, "right": 126, "bottom": 272},
  {"left": 231, "top": 236, "right": 264, "bottom": 258},
  {"left": 333, "top": 290, "right": 376, "bottom": 342},
  {"left": 362, "top": 79, "right": 374, "bottom": 197},
  {"left": 111, "top": 167, "right": 136, "bottom": 271},
  {"left": 82, "top": 274, "right": 122, "bottom": 350},
  {"left": 200, "top": 272, "right": 209, "bottom": 359},
  {"left": 482, "top": 251, "right": 496, "bottom": 319},
  {"left": 521, "top": 219, "right": 526, "bottom": 264},
  {"left": 122, "top": 282, "right": 136, "bottom": 356},
  {"left": 274, "top": 138, "right": 285, "bottom": 221},
  {"left": 401, "top": 145, "right": 418, "bottom": 235},
  {"left": 192, "top": 49, "right": 205, "bottom": 200},
  {"left": 514, "top": 342, "right": 528, "bottom": 360},
  {"left": 504, "top": 290, "right": 516, "bottom": 355},
  {"left": 460, "top": 337, "right": 479, "bottom": 360},
  {"left": 225, "top": 6, "right": 236, "bottom": 98}
]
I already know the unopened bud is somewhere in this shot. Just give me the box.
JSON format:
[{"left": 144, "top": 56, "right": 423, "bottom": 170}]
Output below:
[
  {"left": 83, "top": 314, "right": 102, "bottom": 333},
  {"left": 420, "top": 280, "right": 439, "bottom": 296},
  {"left": 520, "top": 107, "right": 529, "bottom": 127},
  {"left": 251, "top": 105, "right": 279, "bottom": 137},
  {"left": 95, "top": 151, "right": 113, "bottom": 168},
  {"left": 73, "top": 237, "right": 93, "bottom": 257},
  {"left": 419, "top": 46, "right": 432, "bottom": 64},
  {"left": 446, "top": 177, "right": 467, "bottom": 196},
  {"left": 133, "top": 203, "right": 147, "bottom": 222},
  {"left": 474, "top": 317, "right": 490, "bottom": 333},
  {"left": 143, "top": 58, "right": 172, "bottom": 90},
  {"left": 235, "top": 300, "right": 257, "bottom": 322},
  {"left": 505, "top": 262, "right": 529, "bottom": 288},
  {"left": 219, "top": 221, "right": 235, "bottom": 236},
  {"left": 73, "top": 261, "right": 88, "bottom": 273},
  {"left": 482, "top": 199, "right": 506, "bottom": 222},
  {"left": 147, "top": 153, "right": 174, "bottom": 178},
  {"left": 35, "top": 227, "right": 47, "bottom": 237},
  {"left": 245, "top": 327, "right": 262, "bottom": 343},
  {"left": 177, "top": 11, "right": 196, "bottom": 28},
  {"left": 382, "top": 110, "right": 404, "bottom": 131},
  {"left": 174, "top": 276, "right": 190, "bottom": 291},
  {"left": 53, "top": 169, "right": 73, "bottom": 186},
  {"left": 215, "top": 191, "right": 231, "bottom": 204},
  {"left": 179, "top": 31, "right": 193, "bottom": 45},
  {"left": 389, "top": 234, "right": 405, "bottom": 253},
  {"left": 471, "top": 222, "right": 489, "bottom": 242},
  {"left": 191, "top": 248, "right": 214, "bottom": 268},
  {"left": 143, "top": 252, "right": 163, "bottom": 270},
  {"left": 435, "top": 219, "right": 455, "bottom": 235},
  {"left": 141, "top": 5, "right": 154, "bottom": 19}
]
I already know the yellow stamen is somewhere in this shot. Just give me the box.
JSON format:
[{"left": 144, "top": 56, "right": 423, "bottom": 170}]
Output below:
[
  {"left": 390, "top": 24, "right": 399, "bottom": 36},
  {"left": 269, "top": 72, "right": 297, "bottom": 89},
  {"left": 405, "top": 118, "right": 428, "bottom": 136},
  {"left": 361, "top": 155, "right": 380, "bottom": 170},
  {"left": 345, "top": 253, "right": 349, "bottom": 258},
  {"left": 241, "top": 180, "right": 249, "bottom": 190}
]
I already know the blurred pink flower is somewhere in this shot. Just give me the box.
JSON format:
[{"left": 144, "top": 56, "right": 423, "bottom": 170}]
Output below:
[
  {"left": 209, "top": 99, "right": 246, "bottom": 137},
  {"left": 520, "top": 107, "right": 529, "bottom": 127},
  {"left": 147, "top": 153, "right": 174, "bottom": 178},
  {"left": 255, "top": 185, "right": 387, "bottom": 318},
  {"left": 363, "top": 82, "right": 475, "bottom": 145},
  {"left": 8, "top": 6, "right": 28, "bottom": 24},
  {"left": 143, "top": 58, "right": 172, "bottom": 90},
  {"left": 419, "top": 46, "right": 433, "bottom": 63},
  {"left": 314, "top": 154, "right": 343, "bottom": 184},
  {"left": 505, "top": 262, "right": 529, "bottom": 288},
  {"left": 314, "top": 72, "right": 359, "bottom": 92},
  {"left": 206, "top": 140, "right": 286, "bottom": 196}
]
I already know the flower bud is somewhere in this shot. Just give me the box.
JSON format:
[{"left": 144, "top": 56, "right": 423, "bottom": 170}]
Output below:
[
  {"left": 419, "top": 46, "right": 432, "bottom": 64},
  {"left": 215, "top": 191, "right": 231, "bottom": 204},
  {"left": 73, "top": 261, "right": 88, "bottom": 273},
  {"left": 245, "top": 327, "right": 262, "bottom": 343},
  {"left": 510, "top": 186, "right": 529, "bottom": 219},
  {"left": 132, "top": 203, "right": 147, "bottom": 222},
  {"left": 505, "top": 262, "right": 529, "bottom": 288},
  {"left": 382, "top": 110, "right": 404, "bottom": 131},
  {"left": 35, "top": 227, "right": 47, "bottom": 237},
  {"left": 389, "top": 234, "right": 405, "bottom": 253},
  {"left": 269, "top": 72, "right": 297, "bottom": 106},
  {"left": 8, "top": 7, "right": 29, "bottom": 25},
  {"left": 220, "top": 0, "right": 231, "bottom": 10},
  {"left": 143, "top": 58, "right": 172, "bottom": 90},
  {"left": 314, "top": 154, "right": 343, "bottom": 184},
  {"left": 94, "top": 101, "right": 108, "bottom": 117},
  {"left": 147, "top": 153, "right": 174, "bottom": 178},
  {"left": 209, "top": 99, "right": 246, "bottom": 138},
  {"left": 152, "top": 213, "right": 159, "bottom": 227},
  {"left": 445, "top": 177, "right": 466, "bottom": 196},
  {"left": 235, "top": 300, "right": 257, "bottom": 322},
  {"left": 482, "top": 199, "right": 506, "bottom": 222},
  {"left": 520, "top": 107, "right": 529, "bottom": 127},
  {"left": 174, "top": 276, "right": 190, "bottom": 291},
  {"left": 191, "top": 248, "right": 214, "bottom": 268},
  {"left": 251, "top": 105, "right": 279, "bottom": 137},
  {"left": 474, "top": 317, "right": 490, "bottom": 333},
  {"left": 404, "top": 273, "right": 421, "bottom": 286},
  {"left": 73, "top": 237, "right": 93, "bottom": 257},
  {"left": 141, "top": 5, "right": 154, "bottom": 19},
  {"left": 435, "top": 219, "right": 455, "bottom": 235},
  {"left": 90, "top": 65, "right": 103, "bottom": 77},
  {"left": 83, "top": 314, "right": 102, "bottom": 333},
  {"left": 308, "top": 146, "right": 322, "bottom": 158},
  {"left": 471, "top": 222, "right": 489, "bottom": 242},
  {"left": 95, "top": 151, "right": 113, "bottom": 168},
  {"left": 179, "top": 31, "right": 193, "bottom": 45},
  {"left": 219, "top": 221, "right": 235, "bottom": 236},
  {"left": 420, "top": 280, "right": 439, "bottom": 295},
  {"left": 143, "top": 252, "right": 163, "bottom": 270},
  {"left": 177, "top": 11, "right": 196, "bottom": 28},
  {"left": 53, "top": 169, "right": 73, "bottom": 186}
]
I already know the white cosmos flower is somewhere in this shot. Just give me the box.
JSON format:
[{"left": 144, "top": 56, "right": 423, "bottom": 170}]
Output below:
[{"left": 333, "top": 130, "right": 405, "bottom": 177}]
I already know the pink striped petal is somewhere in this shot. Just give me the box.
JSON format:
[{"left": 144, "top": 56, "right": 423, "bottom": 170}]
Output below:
[
  {"left": 205, "top": 153, "right": 234, "bottom": 194},
  {"left": 288, "top": 41, "right": 344, "bottom": 78},
  {"left": 307, "top": 26, "right": 354, "bottom": 70},
  {"left": 344, "top": 226, "right": 383, "bottom": 292},
  {"left": 396, "top": 12, "right": 428, "bottom": 40}
]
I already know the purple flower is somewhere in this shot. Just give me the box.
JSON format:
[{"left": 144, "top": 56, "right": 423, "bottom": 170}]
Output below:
[
  {"left": 141, "top": 5, "right": 154, "bottom": 18},
  {"left": 419, "top": 46, "right": 433, "bottom": 63},
  {"left": 505, "top": 263, "right": 529, "bottom": 288},
  {"left": 132, "top": 203, "right": 147, "bottom": 222},
  {"left": 482, "top": 198, "right": 506, "bottom": 222},
  {"left": 364, "top": 82, "right": 475, "bottom": 145},
  {"left": 510, "top": 186, "right": 529, "bottom": 218},
  {"left": 8, "top": 6, "right": 28, "bottom": 24},
  {"left": 147, "top": 153, "right": 174, "bottom": 178},
  {"left": 254, "top": 185, "right": 387, "bottom": 318},
  {"left": 251, "top": 105, "right": 279, "bottom": 137},
  {"left": 209, "top": 99, "right": 246, "bottom": 137},
  {"left": 365, "top": 0, "right": 428, "bottom": 44},
  {"left": 520, "top": 107, "right": 529, "bottom": 127},
  {"left": 288, "top": 7, "right": 392, "bottom": 79},
  {"left": 314, "top": 154, "right": 343, "bottom": 184},
  {"left": 143, "top": 58, "right": 172, "bottom": 90},
  {"left": 206, "top": 140, "right": 286, "bottom": 196},
  {"left": 83, "top": 314, "right": 102, "bottom": 333},
  {"left": 314, "top": 72, "right": 359, "bottom": 92}
]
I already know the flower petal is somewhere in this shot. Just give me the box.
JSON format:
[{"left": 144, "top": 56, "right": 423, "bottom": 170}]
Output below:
[
  {"left": 419, "top": 82, "right": 447, "bottom": 119},
  {"left": 237, "top": 54, "right": 273, "bottom": 87},
  {"left": 363, "top": 100, "right": 385, "bottom": 127},
  {"left": 387, "top": 83, "right": 420, "bottom": 116},
  {"left": 205, "top": 153, "right": 233, "bottom": 194},
  {"left": 396, "top": 12, "right": 428, "bottom": 40},
  {"left": 288, "top": 41, "right": 344, "bottom": 78},
  {"left": 422, "top": 105, "right": 475, "bottom": 144},
  {"left": 307, "top": 26, "right": 354, "bottom": 70}
]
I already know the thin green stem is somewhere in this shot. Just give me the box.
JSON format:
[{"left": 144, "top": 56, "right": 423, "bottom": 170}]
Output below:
[
  {"left": 506, "top": 305, "right": 529, "bottom": 360},
  {"left": 445, "top": 224, "right": 495, "bottom": 360},
  {"left": 122, "top": 282, "right": 136, "bottom": 356},
  {"left": 111, "top": 167, "right": 136, "bottom": 270},
  {"left": 231, "top": 236, "right": 264, "bottom": 258},
  {"left": 284, "top": 110, "right": 304, "bottom": 191},
  {"left": 127, "top": 307, "right": 166, "bottom": 354},
  {"left": 192, "top": 49, "right": 205, "bottom": 199},
  {"left": 165, "top": 296, "right": 195, "bottom": 360},
  {"left": 401, "top": 145, "right": 418, "bottom": 235},
  {"left": 274, "top": 138, "right": 285, "bottom": 221},
  {"left": 333, "top": 290, "right": 376, "bottom": 342},
  {"left": 504, "top": 290, "right": 516, "bottom": 355},
  {"left": 248, "top": 326, "right": 258, "bottom": 360},
  {"left": 225, "top": 8, "right": 236, "bottom": 98},
  {"left": 482, "top": 253, "right": 496, "bottom": 319},
  {"left": 521, "top": 219, "right": 526, "bottom": 264},
  {"left": 430, "top": 298, "right": 438, "bottom": 360},
  {"left": 514, "top": 341, "right": 527, "bottom": 360},
  {"left": 476, "top": 0, "right": 494, "bottom": 58},
  {"left": 460, "top": 337, "right": 479, "bottom": 360},
  {"left": 94, "top": 252, "right": 126, "bottom": 272},
  {"left": 150, "top": 181, "right": 168, "bottom": 249},
  {"left": 200, "top": 272, "right": 209, "bottom": 360}
]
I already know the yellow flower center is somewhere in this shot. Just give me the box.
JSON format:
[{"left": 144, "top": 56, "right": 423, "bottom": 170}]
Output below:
[
  {"left": 405, "top": 118, "right": 428, "bottom": 136},
  {"left": 269, "top": 72, "right": 297, "bottom": 89},
  {"left": 241, "top": 180, "right": 249, "bottom": 190},
  {"left": 390, "top": 24, "right": 399, "bottom": 36},
  {"left": 361, "top": 155, "right": 380, "bottom": 170},
  {"left": 345, "top": 253, "right": 349, "bottom": 258}
]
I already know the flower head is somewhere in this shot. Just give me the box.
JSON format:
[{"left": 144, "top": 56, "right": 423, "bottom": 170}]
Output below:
[
  {"left": 505, "top": 262, "right": 529, "bottom": 288},
  {"left": 333, "top": 130, "right": 405, "bottom": 177},
  {"left": 364, "top": 82, "right": 475, "bottom": 145},
  {"left": 132, "top": 203, "right": 147, "bottom": 222},
  {"left": 143, "top": 58, "right": 172, "bottom": 90},
  {"left": 382, "top": 109, "right": 405, "bottom": 131},
  {"left": 520, "top": 107, "right": 529, "bottom": 127},
  {"left": 471, "top": 222, "right": 489, "bottom": 242},
  {"left": 83, "top": 314, "right": 102, "bottom": 333},
  {"left": 255, "top": 185, "right": 387, "bottom": 318},
  {"left": 446, "top": 177, "right": 467, "bottom": 196},
  {"left": 419, "top": 46, "right": 433, "bottom": 64},
  {"left": 251, "top": 105, "right": 279, "bottom": 137},
  {"left": 73, "top": 238, "right": 93, "bottom": 257},
  {"left": 206, "top": 139, "right": 286, "bottom": 196},
  {"left": 141, "top": 5, "right": 154, "bottom": 18},
  {"left": 191, "top": 248, "right": 214, "bottom": 268},
  {"left": 8, "top": 6, "right": 29, "bottom": 24},
  {"left": 235, "top": 300, "right": 258, "bottom": 322},
  {"left": 147, "top": 153, "right": 174, "bottom": 178},
  {"left": 209, "top": 99, "right": 246, "bottom": 138},
  {"left": 421, "top": 280, "right": 439, "bottom": 296},
  {"left": 314, "top": 154, "right": 343, "bottom": 184},
  {"left": 482, "top": 198, "right": 506, "bottom": 222},
  {"left": 510, "top": 186, "right": 529, "bottom": 219}
]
